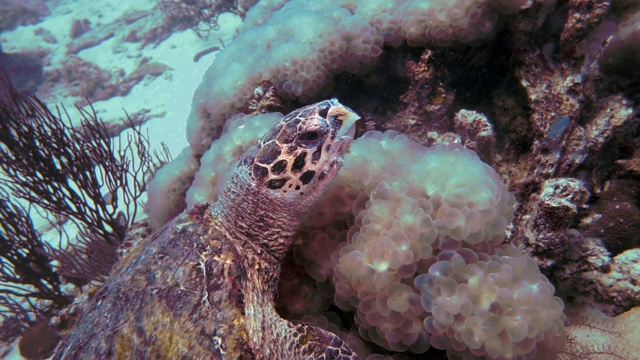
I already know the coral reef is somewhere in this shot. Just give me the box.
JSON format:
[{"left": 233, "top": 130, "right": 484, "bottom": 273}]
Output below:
[
  {"left": 65, "top": 0, "right": 256, "bottom": 54},
  {"left": 4, "top": 0, "right": 640, "bottom": 358},
  {"left": 415, "top": 245, "right": 566, "bottom": 359},
  {"left": 453, "top": 109, "right": 496, "bottom": 163},
  {"left": 145, "top": 147, "right": 200, "bottom": 230},
  {"left": 168, "top": 122, "right": 567, "bottom": 358},
  {"left": 143, "top": 0, "right": 640, "bottom": 358},
  {"left": 316, "top": 132, "right": 523, "bottom": 354},
  {"left": 583, "top": 179, "right": 640, "bottom": 255}
]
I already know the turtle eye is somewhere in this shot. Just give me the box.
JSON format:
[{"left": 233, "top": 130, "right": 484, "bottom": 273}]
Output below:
[
  {"left": 298, "top": 131, "right": 321, "bottom": 142},
  {"left": 318, "top": 106, "right": 329, "bottom": 118}
]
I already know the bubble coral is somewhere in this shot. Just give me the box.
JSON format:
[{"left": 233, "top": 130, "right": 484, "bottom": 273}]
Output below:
[{"left": 414, "top": 245, "right": 566, "bottom": 359}]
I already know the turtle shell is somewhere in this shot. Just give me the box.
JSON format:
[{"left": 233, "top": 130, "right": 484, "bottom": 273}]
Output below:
[{"left": 53, "top": 203, "right": 358, "bottom": 359}]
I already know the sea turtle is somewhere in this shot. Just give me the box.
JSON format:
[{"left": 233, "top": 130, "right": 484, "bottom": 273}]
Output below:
[{"left": 53, "top": 99, "right": 361, "bottom": 359}]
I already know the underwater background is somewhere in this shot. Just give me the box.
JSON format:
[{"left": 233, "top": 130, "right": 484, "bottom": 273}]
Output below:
[{"left": 1, "top": 0, "right": 640, "bottom": 359}]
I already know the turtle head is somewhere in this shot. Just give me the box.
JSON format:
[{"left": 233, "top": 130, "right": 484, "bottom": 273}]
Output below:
[
  {"left": 219, "top": 99, "right": 358, "bottom": 261},
  {"left": 239, "top": 98, "right": 359, "bottom": 213}
]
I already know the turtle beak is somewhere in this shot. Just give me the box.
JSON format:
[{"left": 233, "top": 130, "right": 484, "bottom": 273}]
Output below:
[
  {"left": 328, "top": 99, "right": 359, "bottom": 142},
  {"left": 325, "top": 100, "right": 359, "bottom": 172}
]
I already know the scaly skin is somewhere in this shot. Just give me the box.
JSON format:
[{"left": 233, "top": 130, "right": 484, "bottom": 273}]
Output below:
[{"left": 53, "top": 99, "right": 360, "bottom": 359}]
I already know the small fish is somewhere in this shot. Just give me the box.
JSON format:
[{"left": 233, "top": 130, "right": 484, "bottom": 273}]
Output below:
[
  {"left": 546, "top": 116, "right": 571, "bottom": 141},
  {"left": 193, "top": 46, "right": 221, "bottom": 62}
]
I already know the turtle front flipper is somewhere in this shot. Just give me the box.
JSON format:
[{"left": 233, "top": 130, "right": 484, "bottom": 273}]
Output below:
[{"left": 288, "top": 322, "right": 360, "bottom": 360}]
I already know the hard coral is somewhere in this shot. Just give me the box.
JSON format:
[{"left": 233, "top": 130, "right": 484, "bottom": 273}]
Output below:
[
  {"left": 453, "top": 109, "right": 496, "bottom": 163},
  {"left": 185, "top": 112, "right": 282, "bottom": 207},
  {"left": 560, "top": 306, "right": 640, "bottom": 359},
  {"left": 44, "top": 56, "right": 172, "bottom": 107},
  {"left": 415, "top": 245, "right": 566, "bottom": 359},
  {"left": 145, "top": 147, "right": 199, "bottom": 229},
  {"left": 560, "top": 0, "right": 612, "bottom": 57},
  {"left": 389, "top": 49, "right": 455, "bottom": 143},
  {"left": 305, "top": 131, "right": 566, "bottom": 358}
]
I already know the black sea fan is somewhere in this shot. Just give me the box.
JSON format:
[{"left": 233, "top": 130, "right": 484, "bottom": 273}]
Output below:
[{"left": 0, "top": 67, "right": 164, "bottom": 339}]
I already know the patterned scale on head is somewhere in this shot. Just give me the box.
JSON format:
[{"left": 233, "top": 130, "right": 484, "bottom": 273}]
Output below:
[
  {"left": 243, "top": 98, "right": 358, "bottom": 198},
  {"left": 52, "top": 99, "right": 361, "bottom": 360}
]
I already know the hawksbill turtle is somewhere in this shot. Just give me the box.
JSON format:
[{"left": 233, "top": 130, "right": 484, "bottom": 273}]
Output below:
[{"left": 53, "top": 99, "right": 361, "bottom": 359}]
